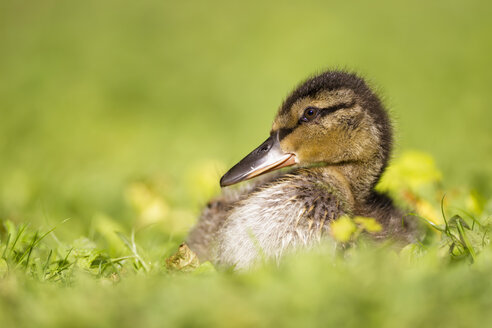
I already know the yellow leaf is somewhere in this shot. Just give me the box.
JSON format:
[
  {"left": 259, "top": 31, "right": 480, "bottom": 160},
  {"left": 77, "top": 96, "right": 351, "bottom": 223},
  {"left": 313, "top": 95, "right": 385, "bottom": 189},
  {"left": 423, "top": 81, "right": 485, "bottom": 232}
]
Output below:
[
  {"left": 377, "top": 150, "right": 442, "bottom": 194},
  {"left": 354, "top": 216, "right": 382, "bottom": 233},
  {"left": 330, "top": 216, "right": 357, "bottom": 242}
]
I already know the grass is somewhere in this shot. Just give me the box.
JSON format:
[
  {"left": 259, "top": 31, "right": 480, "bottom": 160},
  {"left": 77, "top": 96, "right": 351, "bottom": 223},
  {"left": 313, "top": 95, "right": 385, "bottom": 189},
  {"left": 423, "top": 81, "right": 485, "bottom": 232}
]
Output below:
[
  {"left": 1, "top": 153, "right": 491, "bottom": 327},
  {"left": 0, "top": 0, "right": 491, "bottom": 326}
]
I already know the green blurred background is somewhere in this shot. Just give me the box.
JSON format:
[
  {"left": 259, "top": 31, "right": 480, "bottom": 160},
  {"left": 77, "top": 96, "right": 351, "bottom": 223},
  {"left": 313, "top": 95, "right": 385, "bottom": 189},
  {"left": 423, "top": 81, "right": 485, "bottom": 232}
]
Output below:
[{"left": 0, "top": 0, "right": 491, "bottom": 234}]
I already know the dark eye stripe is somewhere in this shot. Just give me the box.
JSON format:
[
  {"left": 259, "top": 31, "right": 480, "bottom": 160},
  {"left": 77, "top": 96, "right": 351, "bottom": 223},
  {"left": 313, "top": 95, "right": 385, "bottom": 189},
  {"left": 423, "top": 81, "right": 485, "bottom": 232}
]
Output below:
[
  {"left": 277, "top": 127, "right": 295, "bottom": 141},
  {"left": 319, "top": 101, "right": 355, "bottom": 117},
  {"left": 275, "top": 101, "right": 356, "bottom": 141}
]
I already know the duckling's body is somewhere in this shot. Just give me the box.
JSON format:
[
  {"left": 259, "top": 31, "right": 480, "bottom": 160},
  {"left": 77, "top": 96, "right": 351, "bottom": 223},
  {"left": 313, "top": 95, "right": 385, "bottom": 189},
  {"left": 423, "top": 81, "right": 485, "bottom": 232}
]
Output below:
[{"left": 187, "top": 71, "right": 419, "bottom": 269}]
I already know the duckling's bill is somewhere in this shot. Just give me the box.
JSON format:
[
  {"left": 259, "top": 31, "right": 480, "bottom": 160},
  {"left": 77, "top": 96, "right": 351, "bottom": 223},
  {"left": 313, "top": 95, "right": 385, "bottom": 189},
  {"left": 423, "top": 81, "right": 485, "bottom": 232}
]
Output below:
[{"left": 220, "top": 131, "right": 297, "bottom": 187}]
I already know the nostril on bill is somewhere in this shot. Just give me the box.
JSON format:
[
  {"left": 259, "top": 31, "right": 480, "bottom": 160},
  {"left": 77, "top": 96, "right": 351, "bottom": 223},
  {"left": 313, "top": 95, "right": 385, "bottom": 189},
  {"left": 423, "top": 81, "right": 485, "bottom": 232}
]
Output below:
[{"left": 257, "top": 141, "right": 272, "bottom": 153}]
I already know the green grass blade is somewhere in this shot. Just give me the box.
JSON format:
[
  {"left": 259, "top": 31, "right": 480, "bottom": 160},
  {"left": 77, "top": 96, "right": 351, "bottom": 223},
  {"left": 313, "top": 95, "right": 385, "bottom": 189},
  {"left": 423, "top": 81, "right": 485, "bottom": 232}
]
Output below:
[
  {"left": 1, "top": 233, "right": 11, "bottom": 258},
  {"left": 116, "top": 231, "right": 149, "bottom": 272},
  {"left": 456, "top": 220, "right": 477, "bottom": 262}
]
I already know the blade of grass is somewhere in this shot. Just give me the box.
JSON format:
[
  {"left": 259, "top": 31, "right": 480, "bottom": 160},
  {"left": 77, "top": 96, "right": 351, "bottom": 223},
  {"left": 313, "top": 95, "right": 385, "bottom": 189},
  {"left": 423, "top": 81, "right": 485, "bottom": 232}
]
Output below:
[
  {"left": 1, "top": 233, "right": 11, "bottom": 258},
  {"left": 15, "top": 225, "right": 59, "bottom": 269},
  {"left": 42, "top": 249, "right": 53, "bottom": 279},
  {"left": 440, "top": 194, "right": 449, "bottom": 234},
  {"left": 9, "top": 224, "right": 28, "bottom": 258},
  {"left": 23, "top": 231, "right": 38, "bottom": 269},
  {"left": 409, "top": 213, "right": 445, "bottom": 232},
  {"left": 456, "top": 220, "right": 477, "bottom": 262},
  {"left": 116, "top": 231, "right": 149, "bottom": 272},
  {"left": 451, "top": 208, "right": 483, "bottom": 229}
]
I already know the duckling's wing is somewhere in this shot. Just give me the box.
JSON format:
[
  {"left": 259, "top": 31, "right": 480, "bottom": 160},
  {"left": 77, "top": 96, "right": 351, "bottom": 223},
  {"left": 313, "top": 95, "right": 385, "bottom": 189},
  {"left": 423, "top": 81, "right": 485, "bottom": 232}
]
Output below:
[
  {"left": 186, "top": 194, "right": 234, "bottom": 261},
  {"left": 214, "top": 172, "right": 353, "bottom": 269}
]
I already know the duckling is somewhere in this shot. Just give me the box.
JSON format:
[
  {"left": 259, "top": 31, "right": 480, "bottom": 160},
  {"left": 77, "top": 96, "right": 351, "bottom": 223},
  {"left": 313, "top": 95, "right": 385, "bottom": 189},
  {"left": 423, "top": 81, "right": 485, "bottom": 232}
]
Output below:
[{"left": 187, "top": 70, "right": 419, "bottom": 269}]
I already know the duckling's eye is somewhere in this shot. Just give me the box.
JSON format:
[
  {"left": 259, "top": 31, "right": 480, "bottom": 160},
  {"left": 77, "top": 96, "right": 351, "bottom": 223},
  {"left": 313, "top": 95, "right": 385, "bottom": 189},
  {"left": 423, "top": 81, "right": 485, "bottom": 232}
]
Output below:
[{"left": 300, "top": 107, "right": 319, "bottom": 123}]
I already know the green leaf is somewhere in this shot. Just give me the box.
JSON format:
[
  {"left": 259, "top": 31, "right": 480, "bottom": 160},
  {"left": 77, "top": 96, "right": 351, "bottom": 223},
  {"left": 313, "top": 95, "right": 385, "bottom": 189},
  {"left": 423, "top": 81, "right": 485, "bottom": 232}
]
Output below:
[{"left": 448, "top": 215, "right": 470, "bottom": 230}]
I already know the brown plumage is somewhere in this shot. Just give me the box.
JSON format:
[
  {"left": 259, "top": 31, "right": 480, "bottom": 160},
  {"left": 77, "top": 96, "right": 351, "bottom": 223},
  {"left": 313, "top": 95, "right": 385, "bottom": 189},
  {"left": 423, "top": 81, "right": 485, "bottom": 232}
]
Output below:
[{"left": 187, "top": 70, "right": 420, "bottom": 269}]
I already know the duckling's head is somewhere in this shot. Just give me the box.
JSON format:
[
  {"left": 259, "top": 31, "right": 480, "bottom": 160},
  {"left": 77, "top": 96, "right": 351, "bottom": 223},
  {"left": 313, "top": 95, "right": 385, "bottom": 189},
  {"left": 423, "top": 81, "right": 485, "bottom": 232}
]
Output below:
[{"left": 220, "top": 71, "right": 392, "bottom": 190}]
